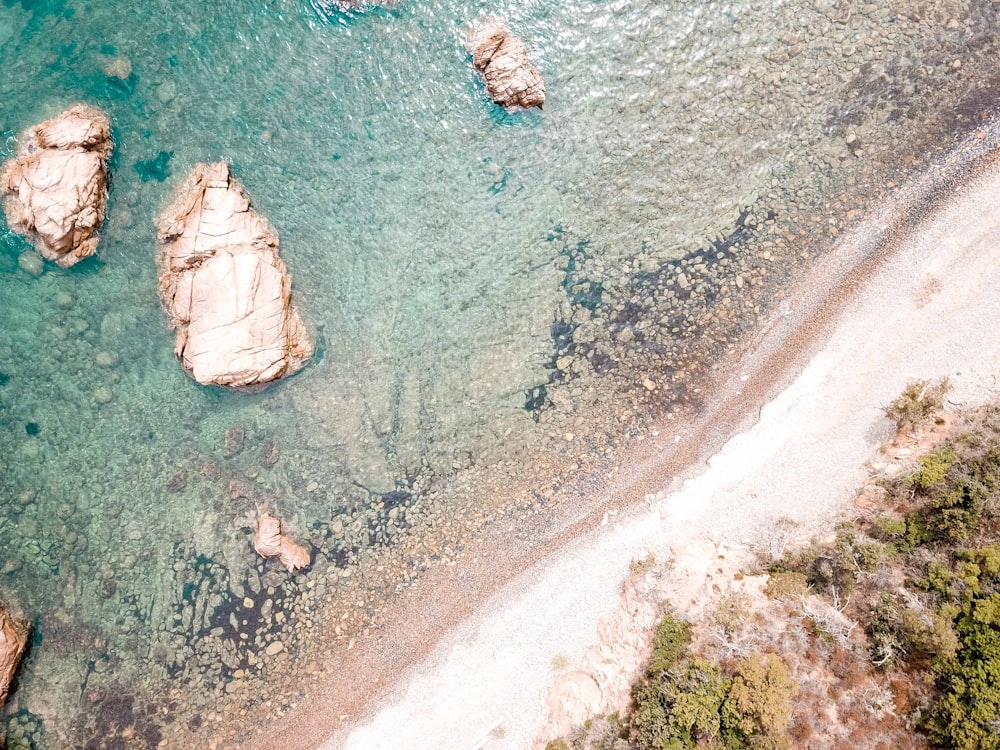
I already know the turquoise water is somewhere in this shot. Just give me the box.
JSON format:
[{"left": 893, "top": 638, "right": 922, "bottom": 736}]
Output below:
[{"left": 2, "top": 0, "right": 998, "bottom": 745}]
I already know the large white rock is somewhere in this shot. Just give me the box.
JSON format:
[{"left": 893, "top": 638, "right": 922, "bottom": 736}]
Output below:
[
  {"left": 155, "top": 161, "right": 314, "bottom": 388},
  {"left": 467, "top": 20, "right": 546, "bottom": 110},
  {"left": 0, "top": 103, "right": 113, "bottom": 268}
]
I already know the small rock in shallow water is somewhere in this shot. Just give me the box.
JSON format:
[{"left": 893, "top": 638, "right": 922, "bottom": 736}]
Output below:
[
  {"left": 1, "top": 560, "right": 21, "bottom": 575},
  {"left": 95, "top": 350, "right": 119, "bottom": 368},
  {"left": 166, "top": 472, "right": 187, "bottom": 492},
  {"left": 55, "top": 291, "right": 75, "bottom": 309},
  {"left": 259, "top": 439, "right": 280, "bottom": 467},
  {"left": 17, "top": 252, "right": 43, "bottom": 277},
  {"left": 223, "top": 426, "right": 245, "bottom": 458},
  {"left": 102, "top": 55, "right": 132, "bottom": 80},
  {"left": 92, "top": 386, "right": 113, "bottom": 404},
  {"left": 467, "top": 19, "right": 546, "bottom": 110},
  {"left": 253, "top": 512, "right": 310, "bottom": 572},
  {"left": 156, "top": 79, "right": 177, "bottom": 104}
]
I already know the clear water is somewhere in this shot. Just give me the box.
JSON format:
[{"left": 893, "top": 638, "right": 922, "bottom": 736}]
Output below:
[{"left": 1, "top": 0, "right": 997, "bottom": 745}]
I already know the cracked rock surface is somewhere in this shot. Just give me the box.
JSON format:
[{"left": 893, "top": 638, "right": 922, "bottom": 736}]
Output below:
[
  {"left": 0, "top": 103, "right": 113, "bottom": 268},
  {"left": 254, "top": 512, "right": 311, "bottom": 573},
  {"left": 155, "top": 161, "right": 314, "bottom": 388},
  {"left": 468, "top": 19, "right": 546, "bottom": 110},
  {"left": 0, "top": 602, "right": 28, "bottom": 707}
]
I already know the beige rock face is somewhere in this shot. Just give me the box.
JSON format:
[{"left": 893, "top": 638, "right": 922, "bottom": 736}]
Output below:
[
  {"left": 0, "top": 603, "right": 29, "bottom": 706},
  {"left": 467, "top": 20, "right": 546, "bottom": 110},
  {"left": 253, "top": 512, "right": 311, "bottom": 573},
  {"left": 155, "top": 162, "right": 314, "bottom": 388},
  {"left": 0, "top": 104, "right": 113, "bottom": 268}
]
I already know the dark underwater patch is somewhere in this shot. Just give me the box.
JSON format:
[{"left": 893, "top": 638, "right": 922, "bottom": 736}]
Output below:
[{"left": 134, "top": 151, "right": 173, "bottom": 182}]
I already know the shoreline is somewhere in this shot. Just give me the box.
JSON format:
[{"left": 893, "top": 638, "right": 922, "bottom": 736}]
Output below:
[{"left": 244, "top": 122, "right": 1000, "bottom": 749}]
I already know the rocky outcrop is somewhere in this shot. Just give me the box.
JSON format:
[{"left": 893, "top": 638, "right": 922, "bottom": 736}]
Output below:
[
  {"left": 467, "top": 20, "right": 546, "bottom": 110},
  {"left": 0, "top": 603, "right": 29, "bottom": 706},
  {"left": 0, "top": 104, "right": 113, "bottom": 268},
  {"left": 254, "top": 512, "right": 311, "bottom": 572},
  {"left": 155, "top": 162, "right": 314, "bottom": 388}
]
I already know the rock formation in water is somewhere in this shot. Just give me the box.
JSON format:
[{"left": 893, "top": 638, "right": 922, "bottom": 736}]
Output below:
[
  {"left": 254, "top": 511, "right": 311, "bottom": 572},
  {"left": 0, "top": 103, "right": 113, "bottom": 268},
  {"left": 155, "top": 161, "right": 314, "bottom": 388},
  {"left": 0, "top": 603, "right": 29, "bottom": 706},
  {"left": 467, "top": 20, "right": 546, "bottom": 110}
]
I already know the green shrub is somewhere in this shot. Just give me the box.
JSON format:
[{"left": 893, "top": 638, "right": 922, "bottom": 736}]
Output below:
[
  {"left": 911, "top": 446, "right": 957, "bottom": 490},
  {"left": 632, "top": 658, "right": 731, "bottom": 750},
  {"left": 764, "top": 572, "right": 809, "bottom": 602},
  {"left": 923, "top": 593, "right": 1000, "bottom": 750},
  {"left": 647, "top": 611, "right": 692, "bottom": 675},
  {"left": 867, "top": 594, "right": 905, "bottom": 668},
  {"left": 721, "top": 654, "right": 795, "bottom": 749},
  {"left": 885, "top": 377, "right": 951, "bottom": 431},
  {"left": 900, "top": 607, "right": 959, "bottom": 662},
  {"left": 873, "top": 515, "right": 907, "bottom": 541}
]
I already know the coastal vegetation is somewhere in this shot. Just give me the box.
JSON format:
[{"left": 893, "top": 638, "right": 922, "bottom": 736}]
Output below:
[{"left": 549, "top": 381, "right": 1000, "bottom": 750}]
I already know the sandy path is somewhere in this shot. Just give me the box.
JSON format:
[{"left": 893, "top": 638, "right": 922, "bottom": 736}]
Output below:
[{"left": 327, "top": 130, "right": 1000, "bottom": 750}]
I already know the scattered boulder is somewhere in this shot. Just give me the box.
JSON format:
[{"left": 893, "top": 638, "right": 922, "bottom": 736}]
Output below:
[
  {"left": 253, "top": 511, "right": 311, "bottom": 573},
  {"left": 223, "top": 425, "right": 246, "bottom": 458},
  {"left": 0, "top": 104, "right": 113, "bottom": 268},
  {"left": 101, "top": 55, "right": 132, "bottom": 81},
  {"left": 467, "top": 20, "right": 546, "bottom": 110},
  {"left": 0, "top": 603, "right": 29, "bottom": 706},
  {"left": 259, "top": 438, "right": 280, "bottom": 468},
  {"left": 155, "top": 162, "right": 314, "bottom": 388}
]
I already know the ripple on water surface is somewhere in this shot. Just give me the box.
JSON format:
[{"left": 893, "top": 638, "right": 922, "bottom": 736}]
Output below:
[{"left": 2, "top": 0, "right": 999, "bottom": 744}]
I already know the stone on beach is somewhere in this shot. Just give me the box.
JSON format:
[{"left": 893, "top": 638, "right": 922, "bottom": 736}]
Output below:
[
  {"left": 0, "top": 602, "right": 29, "bottom": 706},
  {"left": 155, "top": 161, "right": 314, "bottom": 388},
  {"left": 467, "top": 20, "right": 546, "bottom": 110},
  {"left": 254, "top": 511, "right": 311, "bottom": 573},
  {"left": 0, "top": 103, "right": 113, "bottom": 268}
]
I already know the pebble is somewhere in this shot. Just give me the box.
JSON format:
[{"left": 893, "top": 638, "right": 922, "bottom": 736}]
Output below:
[{"left": 264, "top": 641, "right": 284, "bottom": 656}]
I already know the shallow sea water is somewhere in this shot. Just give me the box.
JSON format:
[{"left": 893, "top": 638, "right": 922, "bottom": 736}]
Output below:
[{"left": 1, "top": 0, "right": 999, "bottom": 745}]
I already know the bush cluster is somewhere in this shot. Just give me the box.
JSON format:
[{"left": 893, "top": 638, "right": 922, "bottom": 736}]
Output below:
[
  {"left": 629, "top": 611, "right": 795, "bottom": 750},
  {"left": 884, "top": 377, "right": 951, "bottom": 432}
]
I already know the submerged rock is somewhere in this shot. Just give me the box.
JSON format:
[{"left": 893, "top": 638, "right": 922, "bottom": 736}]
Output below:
[
  {"left": 155, "top": 162, "right": 314, "bottom": 388},
  {"left": 0, "top": 602, "right": 29, "bottom": 706},
  {"left": 467, "top": 20, "right": 546, "bottom": 110},
  {"left": 253, "top": 511, "right": 310, "bottom": 573},
  {"left": 0, "top": 104, "right": 113, "bottom": 268}
]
